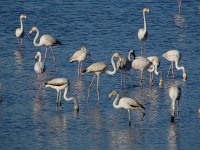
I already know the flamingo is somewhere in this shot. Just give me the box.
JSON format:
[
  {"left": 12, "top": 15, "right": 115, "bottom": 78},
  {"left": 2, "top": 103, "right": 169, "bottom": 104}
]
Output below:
[
  {"left": 45, "top": 78, "right": 79, "bottom": 111},
  {"left": 15, "top": 14, "right": 27, "bottom": 45},
  {"left": 82, "top": 52, "right": 122, "bottom": 99},
  {"left": 69, "top": 46, "right": 90, "bottom": 79},
  {"left": 132, "top": 56, "right": 154, "bottom": 84},
  {"left": 138, "top": 8, "right": 150, "bottom": 56},
  {"left": 109, "top": 90, "right": 145, "bottom": 126},
  {"left": 169, "top": 85, "right": 181, "bottom": 122},
  {"left": 147, "top": 56, "right": 163, "bottom": 86},
  {"left": 162, "top": 50, "right": 187, "bottom": 81},
  {"left": 34, "top": 51, "right": 46, "bottom": 87},
  {"left": 29, "top": 27, "right": 62, "bottom": 64},
  {"left": 117, "top": 50, "right": 135, "bottom": 88},
  {"left": 178, "top": 0, "right": 182, "bottom": 14}
]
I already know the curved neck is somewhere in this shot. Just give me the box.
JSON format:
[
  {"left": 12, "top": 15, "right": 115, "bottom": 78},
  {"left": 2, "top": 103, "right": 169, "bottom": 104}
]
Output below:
[
  {"left": 128, "top": 51, "right": 135, "bottom": 61},
  {"left": 38, "top": 54, "right": 42, "bottom": 62},
  {"left": 175, "top": 60, "right": 185, "bottom": 74},
  {"left": 154, "top": 65, "right": 159, "bottom": 75},
  {"left": 113, "top": 94, "right": 121, "bottom": 109},
  {"left": 148, "top": 64, "right": 155, "bottom": 72},
  {"left": 20, "top": 18, "right": 23, "bottom": 31},
  {"left": 106, "top": 55, "right": 117, "bottom": 75},
  {"left": 63, "top": 86, "right": 78, "bottom": 106},
  {"left": 143, "top": 11, "right": 147, "bottom": 32},
  {"left": 33, "top": 28, "right": 40, "bottom": 47}
]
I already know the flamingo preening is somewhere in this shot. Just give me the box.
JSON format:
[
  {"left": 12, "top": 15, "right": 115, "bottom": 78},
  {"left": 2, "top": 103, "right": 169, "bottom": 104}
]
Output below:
[
  {"left": 29, "top": 27, "right": 62, "bottom": 64},
  {"left": 70, "top": 46, "right": 90, "bottom": 79}
]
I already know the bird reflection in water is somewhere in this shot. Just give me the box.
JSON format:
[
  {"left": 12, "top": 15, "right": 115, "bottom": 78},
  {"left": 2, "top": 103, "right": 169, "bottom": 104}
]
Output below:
[
  {"left": 168, "top": 122, "right": 179, "bottom": 150},
  {"left": 15, "top": 46, "right": 24, "bottom": 65}
]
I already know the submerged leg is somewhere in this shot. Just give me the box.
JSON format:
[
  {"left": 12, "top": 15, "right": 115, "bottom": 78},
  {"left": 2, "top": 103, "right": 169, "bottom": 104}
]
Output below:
[
  {"left": 56, "top": 91, "right": 59, "bottom": 107},
  {"left": 167, "top": 63, "right": 172, "bottom": 78},
  {"left": 128, "top": 109, "right": 131, "bottom": 126},
  {"left": 44, "top": 47, "right": 48, "bottom": 64},
  {"left": 51, "top": 47, "right": 56, "bottom": 64}
]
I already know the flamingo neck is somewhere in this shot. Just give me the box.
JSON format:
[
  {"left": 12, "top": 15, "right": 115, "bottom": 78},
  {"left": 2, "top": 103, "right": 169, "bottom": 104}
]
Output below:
[
  {"left": 20, "top": 18, "right": 23, "bottom": 32},
  {"left": 154, "top": 65, "right": 159, "bottom": 75},
  {"left": 143, "top": 11, "right": 147, "bottom": 32},
  {"left": 148, "top": 64, "right": 155, "bottom": 72},
  {"left": 113, "top": 93, "right": 121, "bottom": 109},
  {"left": 33, "top": 28, "right": 40, "bottom": 47},
  {"left": 128, "top": 51, "right": 135, "bottom": 61},
  {"left": 105, "top": 55, "right": 117, "bottom": 75},
  {"left": 175, "top": 60, "right": 185, "bottom": 74},
  {"left": 38, "top": 54, "right": 42, "bottom": 62},
  {"left": 63, "top": 86, "right": 79, "bottom": 107}
]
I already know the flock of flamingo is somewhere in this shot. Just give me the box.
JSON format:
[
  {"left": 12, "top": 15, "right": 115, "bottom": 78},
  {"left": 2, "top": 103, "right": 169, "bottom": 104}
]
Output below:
[{"left": 15, "top": 6, "right": 188, "bottom": 126}]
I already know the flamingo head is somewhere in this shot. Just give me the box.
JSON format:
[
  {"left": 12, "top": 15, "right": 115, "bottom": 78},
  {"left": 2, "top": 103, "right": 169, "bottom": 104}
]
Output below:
[
  {"left": 143, "top": 8, "right": 150, "bottom": 13},
  {"left": 20, "top": 15, "right": 27, "bottom": 20},
  {"left": 183, "top": 72, "right": 187, "bottom": 81},
  {"left": 29, "top": 27, "right": 38, "bottom": 35},
  {"left": 35, "top": 51, "right": 41, "bottom": 60},
  {"left": 109, "top": 90, "right": 118, "bottom": 99},
  {"left": 130, "top": 50, "right": 136, "bottom": 59},
  {"left": 113, "top": 52, "right": 122, "bottom": 61}
]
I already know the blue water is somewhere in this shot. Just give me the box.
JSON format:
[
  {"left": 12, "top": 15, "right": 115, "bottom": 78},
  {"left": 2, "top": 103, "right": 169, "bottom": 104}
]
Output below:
[{"left": 0, "top": 0, "right": 200, "bottom": 149}]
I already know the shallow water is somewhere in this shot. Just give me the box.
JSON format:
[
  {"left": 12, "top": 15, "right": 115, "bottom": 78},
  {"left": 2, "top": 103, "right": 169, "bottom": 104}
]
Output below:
[{"left": 0, "top": 0, "right": 200, "bottom": 149}]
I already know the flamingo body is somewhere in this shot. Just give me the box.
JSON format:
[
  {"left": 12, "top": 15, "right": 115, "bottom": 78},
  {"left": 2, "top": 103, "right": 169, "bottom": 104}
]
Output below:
[{"left": 109, "top": 90, "right": 145, "bottom": 126}]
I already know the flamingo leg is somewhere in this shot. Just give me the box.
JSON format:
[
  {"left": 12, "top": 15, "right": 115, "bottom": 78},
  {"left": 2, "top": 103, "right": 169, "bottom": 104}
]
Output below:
[
  {"left": 167, "top": 63, "right": 172, "bottom": 78},
  {"left": 140, "top": 43, "right": 143, "bottom": 56},
  {"left": 128, "top": 109, "right": 131, "bottom": 126},
  {"left": 51, "top": 47, "right": 56, "bottom": 64},
  {"left": 56, "top": 91, "right": 59, "bottom": 107},
  {"left": 87, "top": 75, "right": 96, "bottom": 100},
  {"left": 96, "top": 74, "right": 100, "bottom": 100},
  {"left": 172, "top": 62, "right": 174, "bottom": 78},
  {"left": 77, "top": 62, "right": 80, "bottom": 79},
  {"left": 59, "top": 91, "right": 62, "bottom": 107},
  {"left": 79, "top": 61, "right": 83, "bottom": 79},
  {"left": 44, "top": 47, "right": 48, "bottom": 64}
]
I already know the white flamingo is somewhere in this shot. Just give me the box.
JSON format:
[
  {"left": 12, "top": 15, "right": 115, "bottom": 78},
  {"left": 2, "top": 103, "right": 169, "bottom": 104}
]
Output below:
[
  {"left": 70, "top": 46, "right": 90, "bottom": 79},
  {"left": 45, "top": 78, "right": 79, "bottom": 111},
  {"left": 138, "top": 8, "right": 150, "bottom": 56},
  {"left": 15, "top": 14, "right": 27, "bottom": 45},
  {"left": 34, "top": 51, "right": 46, "bottom": 87},
  {"left": 169, "top": 85, "right": 181, "bottom": 122},
  {"left": 147, "top": 56, "right": 163, "bottom": 86},
  {"left": 82, "top": 52, "right": 122, "bottom": 99},
  {"left": 29, "top": 27, "right": 62, "bottom": 64},
  {"left": 117, "top": 50, "right": 135, "bottom": 88},
  {"left": 132, "top": 56, "right": 154, "bottom": 84},
  {"left": 109, "top": 90, "right": 145, "bottom": 126},
  {"left": 162, "top": 50, "right": 187, "bottom": 81}
]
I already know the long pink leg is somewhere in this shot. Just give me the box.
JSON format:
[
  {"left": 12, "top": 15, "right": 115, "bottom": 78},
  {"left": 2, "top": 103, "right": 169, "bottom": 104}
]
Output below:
[
  {"left": 77, "top": 62, "right": 80, "bottom": 79},
  {"left": 172, "top": 62, "right": 174, "bottom": 78},
  {"left": 87, "top": 75, "right": 96, "bottom": 100},
  {"left": 51, "top": 47, "right": 56, "bottom": 64},
  {"left": 96, "top": 74, "right": 100, "bottom": 100}
]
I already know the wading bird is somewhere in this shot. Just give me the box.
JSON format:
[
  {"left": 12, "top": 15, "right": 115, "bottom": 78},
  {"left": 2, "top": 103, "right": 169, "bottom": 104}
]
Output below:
[
  {"left": 70, "top": 46, "right": 90, "bottom": 79},
  {"left": 45, "top": 78, "right": 79, "bottom": 111},
  {"left": 169, "top": 85, "right": 181, "bottom": 122},
  {"left": 82, "top": 52, "right": 122, "bottom": 99},
  {"left": 162, "top": 50, "right": 187, "bottom": 81},
  {"left": 147, "top": 56, "right": 163, "bottom": 86},
  {"left": 109, "top": 90, "right": 145, "bottom": 126},
  {"left": 132, "top": 56, "right": 154, "bottom": 84},
  {"left": 29, "top": 27, "right": 62, "bottom": 64},
  {"left": 117, "top": 50, "right": 135, "bottom": 88},
  {"left": 34, "top": 51, "right": 46, "bottom": 87},
  {"left": 15, "top": 14, "right": 27, "bottom": 45},
  {"left": 138, "top": 8, "right": 150, "bottom": 56}
]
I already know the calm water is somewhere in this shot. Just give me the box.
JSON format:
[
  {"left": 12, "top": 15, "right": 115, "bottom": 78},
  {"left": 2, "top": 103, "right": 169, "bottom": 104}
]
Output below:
[{"left": 0, "top": 0, "right": 200, "bottom": 149}]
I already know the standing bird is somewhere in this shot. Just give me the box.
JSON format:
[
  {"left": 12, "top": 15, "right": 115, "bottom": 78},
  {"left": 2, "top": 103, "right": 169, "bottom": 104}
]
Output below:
[
  {"left": 162, "top": 50, "right": 187, "bottom": 81},
  {"left": 117, "top": 50, "right": 136, "bottom": 88},
  {"left": 15, "top": 14, "right": 27, "bottom": 45},
  {"left": 132, "top": 56, "right": 154, "bottom": 84},
  {"left": 147, "top": 56, "right": 163, "bottom": 86},
  {"left": 138, "top": 8, "right": 150, "bottom": 56},
  {"left": 45, "top": 78, "right": 79, "bottom": 111},
  {"left": 34, "top": 51, "right": 46, "bottom": 87},
  {"left": 69, "top": 46, "right": 90, "bottom": 79},
  {"left": 82, "top": 52, "right": 122, "bottom": 99},
  {"left": 29, "top": 27, "right": 62, "bottom": 64},
  {"left": 109, "top": 90, "right": 145, "bottom": 126},
  {"left": 169, "top": 85, "right": 181, "bottom": 122}
]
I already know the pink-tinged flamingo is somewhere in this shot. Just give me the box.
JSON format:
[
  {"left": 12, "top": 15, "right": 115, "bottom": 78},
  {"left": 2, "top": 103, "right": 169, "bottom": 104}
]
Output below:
[{"left": 15, "top": 15, "right": 27, "bottom": 45}]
